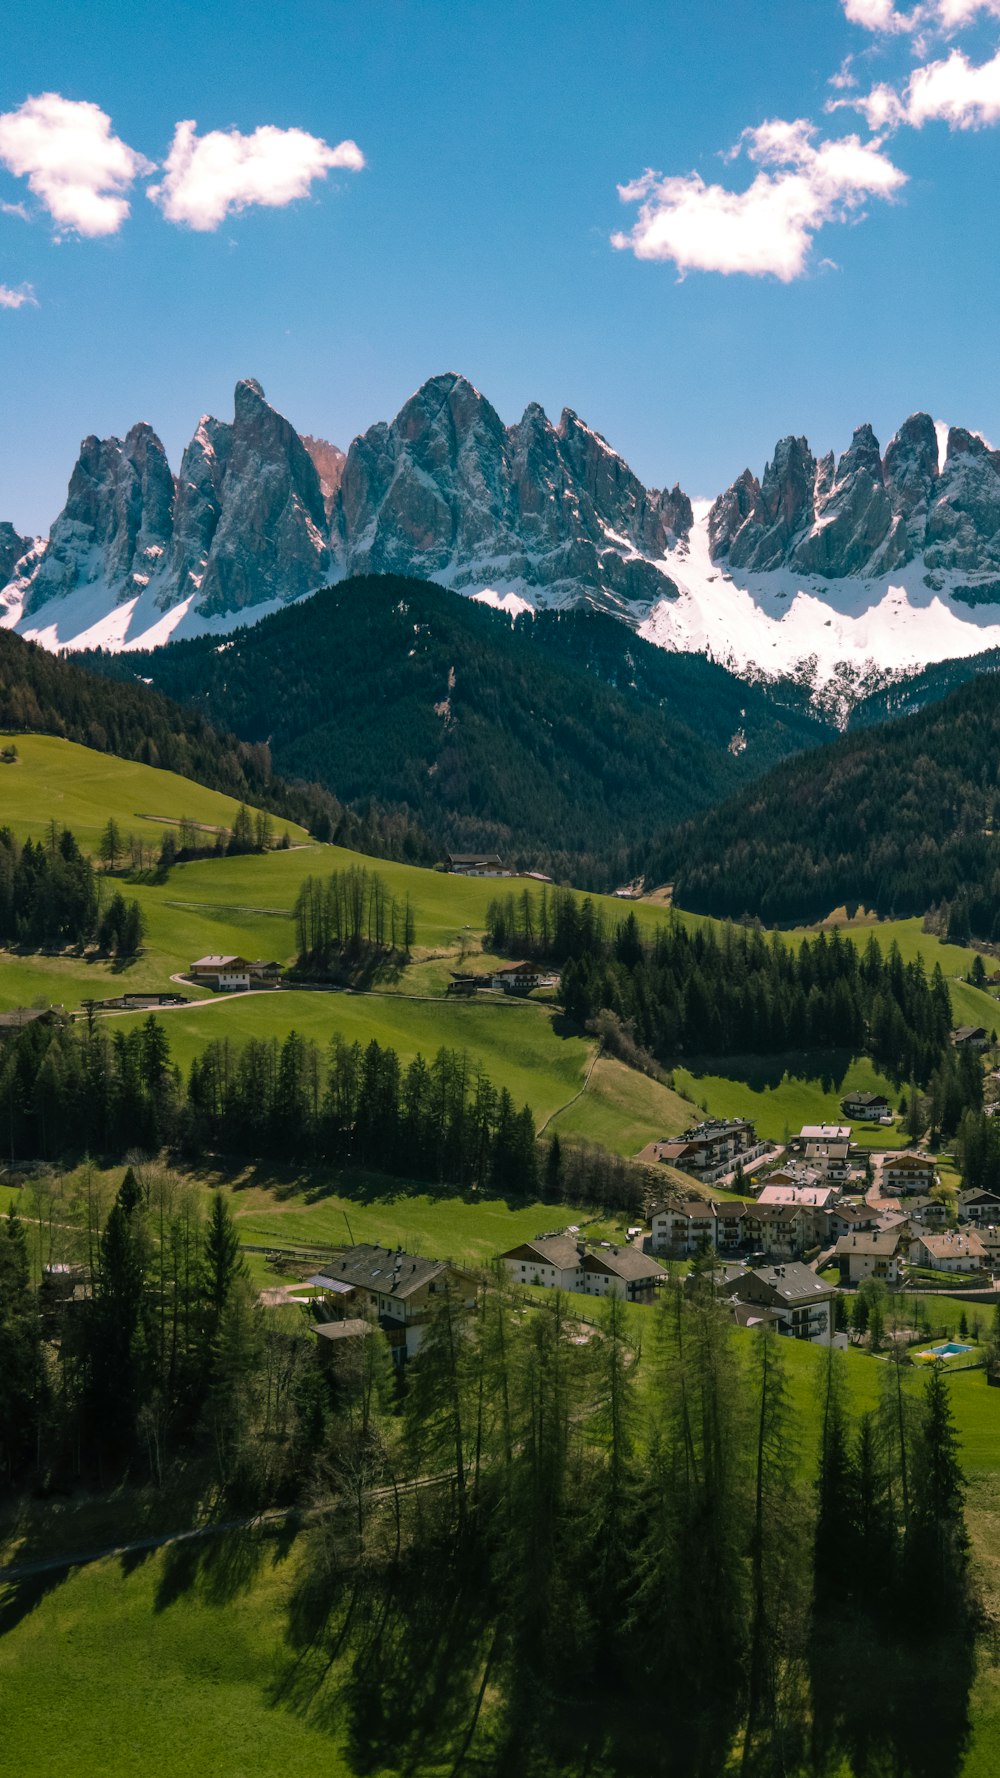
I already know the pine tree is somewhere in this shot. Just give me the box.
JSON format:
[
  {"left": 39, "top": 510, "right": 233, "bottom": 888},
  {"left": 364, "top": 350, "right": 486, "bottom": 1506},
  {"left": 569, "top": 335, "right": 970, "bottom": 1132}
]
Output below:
[
  {"left": 0, "top": 1204, "right": 46, "bottom": 1481},
  {"left": 908, "top": 1364, "right": 969, "bottom": 1603},
  {"left": 200, "top": 1191, "right": 248, "bottom": 1348}
]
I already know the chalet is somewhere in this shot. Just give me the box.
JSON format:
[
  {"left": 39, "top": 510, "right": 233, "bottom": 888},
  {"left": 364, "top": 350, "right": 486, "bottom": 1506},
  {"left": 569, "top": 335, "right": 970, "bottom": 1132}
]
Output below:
[
  {"left": 314, "top": 1244, "right": 477, "bottom": 1362},
  {"left": 959, "top": 1188, "right": 1000, "bottom": 1224},
  {"left": 909, "top": 1229, "right": 988, "bottom": 1275},
  {"left": 730, "top": 1263, "right": 835, "bottom": 1343},
  {"left": 501, "top": 1236, "right": 666, "bottom": 1301},
  {"left": 189, "top": 955, "right": 252, "bottom": 991},
  {"left": 879, "top": 1152, "right": 938, "bottom": 1195},
  {"left": 491, "top": 961, "right": 548, "bottom": 995},
  {"left": 641, "top": 1118, "right": 766, "bottom": 1185},
  {"left": 798, "top": 1124, "right": 851, "bottom": 1145},
  {"left": 952, "top": 1025, "right": 989, "bottom": 1049},
  {"left": 841, "top": 1090, "right": 892, "bottom": 1119},
  {"left": 835, "top": 1229, "right": 904, "bottom": 1286},
  {"left": 579, "top": 1244, "right": 666, "bottom": 1302},
  {"left": 446, "top": 853, "right": 509, "bottom": 877}
]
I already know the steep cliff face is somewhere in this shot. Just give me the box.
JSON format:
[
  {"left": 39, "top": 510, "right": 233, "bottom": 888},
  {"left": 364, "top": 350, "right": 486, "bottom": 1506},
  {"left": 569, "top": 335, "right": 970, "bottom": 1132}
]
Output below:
[
  {"left": 9, "top": 380, "right": 1000, "bottom": 702},
  {"left": 334, "top": 373, "right": 687, "bottom": 611},
  {"left": 709, "top": 412, "right": 1000, "bottom": 582}
]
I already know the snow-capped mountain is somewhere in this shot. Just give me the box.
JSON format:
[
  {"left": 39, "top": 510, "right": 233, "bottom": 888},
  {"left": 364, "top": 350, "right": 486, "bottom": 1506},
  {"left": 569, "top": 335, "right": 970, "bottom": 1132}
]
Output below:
[{"left": 6, "top": 371, "right": 1000, "bottom": 708}]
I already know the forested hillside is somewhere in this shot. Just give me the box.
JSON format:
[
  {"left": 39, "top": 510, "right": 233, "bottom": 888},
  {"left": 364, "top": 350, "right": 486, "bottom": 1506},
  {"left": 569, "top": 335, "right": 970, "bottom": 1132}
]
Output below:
[
  {"left": 0, "top": 627, "right": 430, "bottom": 860},
  {"left": 663, "top": 671, "right": 1000, "bottom": 937},
  {"left": 84, "top": 575, "right": 832, "bottom": 887}
]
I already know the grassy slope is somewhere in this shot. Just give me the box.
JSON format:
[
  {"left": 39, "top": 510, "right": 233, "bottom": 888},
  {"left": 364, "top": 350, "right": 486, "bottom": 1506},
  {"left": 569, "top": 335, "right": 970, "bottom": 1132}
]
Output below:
[{"left": 3, "top": 737, "right": 999, "bottom": 1155}]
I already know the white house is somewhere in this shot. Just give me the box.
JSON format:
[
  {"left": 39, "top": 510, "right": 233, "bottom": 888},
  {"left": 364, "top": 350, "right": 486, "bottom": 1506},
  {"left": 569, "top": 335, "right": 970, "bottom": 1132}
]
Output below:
[
  {"left": 502, "top": 1236, "right": 666, "bottom": 1301},
  {"left": 189, "top": 954, "right": 252, "bottom": 991},
  {"left": 835, "top": 1229, "right": 904, "bottom": 1286},
  {"left": 650, "top": 1199, "right": 719, "bottom": 1255},
  {"left": 313, "top": 1244, "right": 478, "bottom": 1363},
  {"left": 879, "top": 1153, "right": 939, "bottom": 1195},
  {"left": 909, "top": 1230, "right": 988, "bottom": 1275}
]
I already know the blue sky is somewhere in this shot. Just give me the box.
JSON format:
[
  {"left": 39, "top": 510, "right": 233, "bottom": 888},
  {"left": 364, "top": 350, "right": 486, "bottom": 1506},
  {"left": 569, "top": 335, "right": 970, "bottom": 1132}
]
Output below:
[{"left": 2, "top": 0, "right": 1000, "bottom": 534}]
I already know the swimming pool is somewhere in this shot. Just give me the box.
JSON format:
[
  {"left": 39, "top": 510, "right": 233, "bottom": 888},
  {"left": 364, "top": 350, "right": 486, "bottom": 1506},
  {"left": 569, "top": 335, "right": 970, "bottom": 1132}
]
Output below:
[{"left": 916, "top": 1341, "right": 972, "bottom": 1360}]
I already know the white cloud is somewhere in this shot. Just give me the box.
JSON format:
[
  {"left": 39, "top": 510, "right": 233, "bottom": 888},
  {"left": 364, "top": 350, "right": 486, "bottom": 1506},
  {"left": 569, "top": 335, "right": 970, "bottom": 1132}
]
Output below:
[
  {"left": 0, "top": 93, "right": 153, "bottom": 236},
  {"left": 0, "top": 283, "right": 37, "bottom": 310},
  {"left": 840, "top": 0, "right": 1000, "bottom": 32},
  {"left": 148, "top": 120, "right": 364, "bottom": 230},
  {"left": 612, "top": 118, "right": 906, "bottom": 280},
  {"left": 844, "top": 44, "right": 1000, "bottom": 127},
  {"left": 0, "top": 199, "right": 29, "bottom": 220}
]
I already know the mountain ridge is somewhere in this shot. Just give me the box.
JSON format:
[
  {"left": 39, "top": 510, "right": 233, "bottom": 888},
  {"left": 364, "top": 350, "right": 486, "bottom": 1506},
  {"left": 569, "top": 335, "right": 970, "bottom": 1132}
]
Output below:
[{"left": 6, "top": 374, "right": 1000, "bottom": 703}]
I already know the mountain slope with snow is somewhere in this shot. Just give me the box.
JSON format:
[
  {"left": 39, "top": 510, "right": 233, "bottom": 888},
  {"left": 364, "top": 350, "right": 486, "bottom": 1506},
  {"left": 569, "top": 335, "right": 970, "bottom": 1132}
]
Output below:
[{"left": 6, "top": 373, "right": 1000, "bottom": 709}]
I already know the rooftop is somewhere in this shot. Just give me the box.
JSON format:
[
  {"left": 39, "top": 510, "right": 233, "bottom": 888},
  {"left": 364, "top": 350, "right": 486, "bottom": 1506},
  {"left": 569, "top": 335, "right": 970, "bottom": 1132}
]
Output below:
[{"left": 324, "top": 1243, "right": 455, "bottom": 1300}]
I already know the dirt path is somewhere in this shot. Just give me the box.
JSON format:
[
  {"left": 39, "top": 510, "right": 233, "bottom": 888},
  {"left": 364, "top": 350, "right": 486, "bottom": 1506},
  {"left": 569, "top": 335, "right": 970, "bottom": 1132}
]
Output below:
[{"left": 537, "top": 1041, "right": 603, "bottom": 1136}]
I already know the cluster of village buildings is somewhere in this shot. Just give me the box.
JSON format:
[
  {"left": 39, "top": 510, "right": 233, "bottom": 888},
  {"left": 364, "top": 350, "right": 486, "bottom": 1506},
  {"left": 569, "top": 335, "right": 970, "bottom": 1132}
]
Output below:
[{"left": 304, "top": 1102, "right": 999, "bottom": 1363}]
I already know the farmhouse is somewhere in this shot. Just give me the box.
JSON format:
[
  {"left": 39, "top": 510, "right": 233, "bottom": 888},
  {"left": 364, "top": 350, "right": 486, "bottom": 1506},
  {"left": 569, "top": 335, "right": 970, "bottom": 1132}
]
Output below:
[
  {"left": 502, "top": 1236, "right": 666, "bottom": 1301},
  {"left": 313, "top": 1244, "right": 477, "bottom": 1362},
  {"left": 189, "top": 955, "right": 282, "bottom": 991},
  {"left": 952, "top": 1025, "right": 988, "bottom": 1049},
  {"left": 879, "top": 1152, "right": 938, "bottom": 1195},
  {"left": 446, "top": 852, "right": 509, "bottom": 877},
  {"left": 491, "top": 961, "right": 549, "bottom": 994},
  {"left": 835, "top": 1229, "right": 904, "bottom": 1286},
  {"left": 841, "top": 1090, "right": 892, "bottom": 1119},
  {"left": 730, "top": 1263, "right": 835, "bottom": 1343},
  {"left": 909, "top": 1230, "right": 988, "bottom": 1275}
]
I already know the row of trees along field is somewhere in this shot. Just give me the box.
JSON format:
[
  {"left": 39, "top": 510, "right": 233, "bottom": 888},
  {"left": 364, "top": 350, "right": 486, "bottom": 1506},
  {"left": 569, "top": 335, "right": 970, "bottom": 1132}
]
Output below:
[
  {"left": 2, "top": 1198, "right": 986, "bottom": 1777},
  {"left": 0, "top": 823, "right": 144, "bottom": 954},
  {"left": 293, "top": 865, "right": 416, "bottom": 966},
  {"left": 0, "top": 1012, "right": 537, "bottom": 1187},
  {"left": 487, "top": 889, "right": 970, "bottom": 1088}
]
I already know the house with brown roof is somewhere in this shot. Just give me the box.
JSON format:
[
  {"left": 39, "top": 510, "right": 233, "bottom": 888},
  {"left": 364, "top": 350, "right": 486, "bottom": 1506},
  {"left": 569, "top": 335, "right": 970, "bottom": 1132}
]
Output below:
[
  {"left": 835, "top": 1228, "right": 904, "bottom": 1286},
  {"left": 639, "top": 1118, "right": 766, "bottom": 1184},
  {"left": 879, "top": 1152, "right": 938, "bottom": 1195},
  {"left": 316, "top": 1244, "right": 477, "bottom": 1361},
  {"left": 909, "top": 1229, "right": 988, "bottom": 1275},
  {"left": 650, "top": 1199, "right": 718, "bottom": 1255},
  {"left": 501, "top": 1236, "right": 666, "bottom": 1302},
  {"left": 730, "top": 1263, "right": 835, "bottom": 1343}
]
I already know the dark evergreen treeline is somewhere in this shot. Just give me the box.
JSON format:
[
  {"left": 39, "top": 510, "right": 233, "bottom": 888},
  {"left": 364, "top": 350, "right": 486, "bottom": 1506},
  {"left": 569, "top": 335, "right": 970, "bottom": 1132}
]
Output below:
[
  {"left": 0, "top": 1171, "right": 299, "bottom": 1488},
  {"left": 1, "top": 1182, "right": 985, "bottom": 1772},
  {"left": 661, "top": 669, "right": 1000, "bottom": 937},
  {"left": 487, "top": 888, "right": 964, "bottom": 1089},
  {"left": 187, "top": 1033, "right": 537, "bottom": 1188},
  {"left": 0, "top": 824, "right": 144, "bottom": 954},
  {"left": 83, "top": 575, "right": 831, "bottom": 889},
  {"left": 293, "top": 865, "right": 416, "bottom": 969},
  {"left": 283, "top": 1281, "right": 978, "bottom": 1777},
  {"left": 0, "top": 624, "right": 434, "bottom": 862},
  {"left": 0, "top": 1013, "right": 536, "bottom": 1189}
]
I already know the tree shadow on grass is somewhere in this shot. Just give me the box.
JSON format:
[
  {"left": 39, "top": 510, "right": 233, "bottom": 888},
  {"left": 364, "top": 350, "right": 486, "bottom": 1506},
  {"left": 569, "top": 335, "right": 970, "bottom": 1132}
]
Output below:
[{"left": 153, "top": 1515, "right": 300, "bottom": 1613}]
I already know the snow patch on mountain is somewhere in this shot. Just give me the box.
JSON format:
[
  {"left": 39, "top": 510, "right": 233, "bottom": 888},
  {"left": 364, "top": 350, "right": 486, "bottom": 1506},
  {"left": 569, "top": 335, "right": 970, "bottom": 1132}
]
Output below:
[{"left": 638, "top": 507, "right": 1000, "bottom": 714}]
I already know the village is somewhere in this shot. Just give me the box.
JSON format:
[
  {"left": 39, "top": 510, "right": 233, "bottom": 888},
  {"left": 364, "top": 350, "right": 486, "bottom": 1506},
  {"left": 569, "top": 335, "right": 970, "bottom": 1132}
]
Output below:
[{"left": 297, "top": 1083, "right": 1000, "bottom": 1369}]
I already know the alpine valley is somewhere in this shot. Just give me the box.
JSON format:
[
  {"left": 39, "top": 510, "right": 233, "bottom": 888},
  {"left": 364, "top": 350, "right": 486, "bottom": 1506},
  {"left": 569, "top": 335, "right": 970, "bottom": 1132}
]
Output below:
[{"left": 7, "top": 372, "right": 1000, "bottom": 714}]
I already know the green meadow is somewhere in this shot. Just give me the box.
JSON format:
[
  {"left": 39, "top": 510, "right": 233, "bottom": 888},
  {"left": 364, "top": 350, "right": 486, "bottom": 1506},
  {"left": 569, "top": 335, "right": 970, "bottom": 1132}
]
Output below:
[{"left": 1, "top": 736, "right": 998, "bottom": 1159}]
